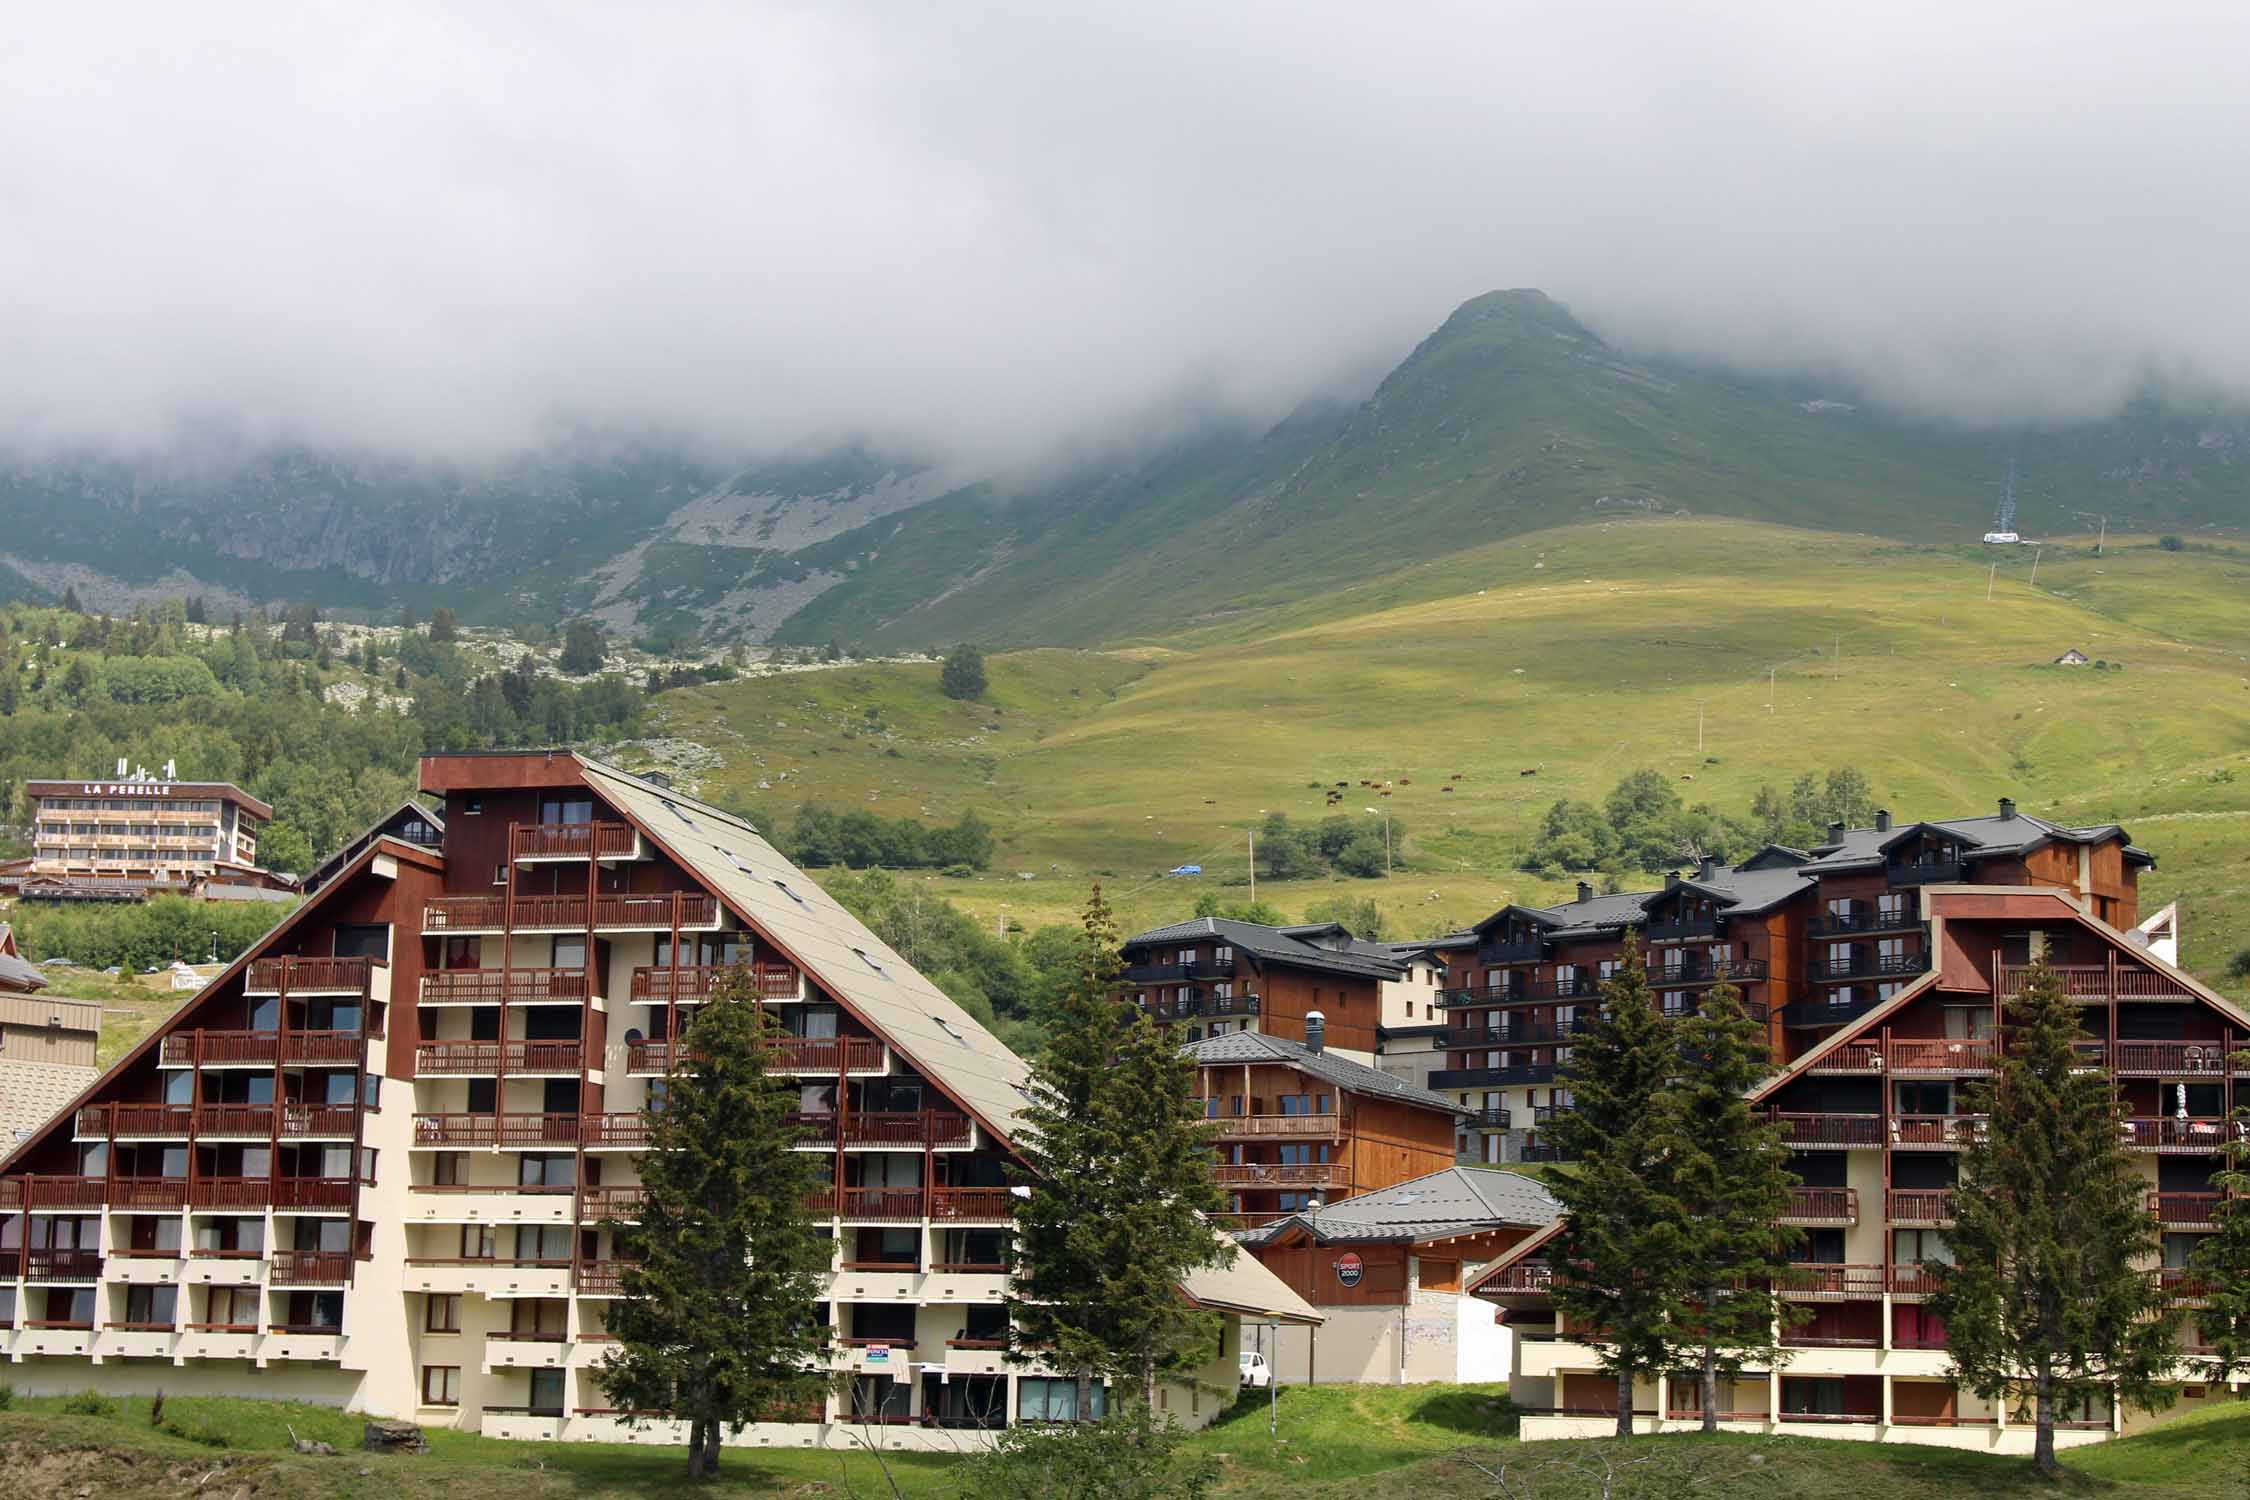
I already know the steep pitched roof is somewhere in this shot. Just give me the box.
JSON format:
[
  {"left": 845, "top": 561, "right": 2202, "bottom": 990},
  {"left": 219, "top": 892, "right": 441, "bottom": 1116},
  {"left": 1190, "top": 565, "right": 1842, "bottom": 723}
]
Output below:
[
  {"left": 1181, "top": 1029, "right": 1460, "bottom": 1114},
  {"left": 1125, "top": 916, "right": 1406, "bottom": 981},
  {"left": 1236, "top": 1166, "right": 1559, "bottom": 1247},
  {"left": 1180, "top": 1252, "right": 1324, "bottom": 1325},
  {"left": 577, "top": 758, "right": 1034, "bottom": 1146}
]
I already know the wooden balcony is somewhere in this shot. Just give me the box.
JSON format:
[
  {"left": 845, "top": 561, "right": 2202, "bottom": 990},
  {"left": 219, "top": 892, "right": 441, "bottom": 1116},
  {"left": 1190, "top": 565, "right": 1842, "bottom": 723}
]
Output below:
[
  {"left": 2125, "top": 1117, "right": 2237, "bottom": 1152},
  {"left": 1777, "top": 1263, "right": 1886, "bottom": 1299},
  {"left": 510, "top": 821, "right": 640, "bottom": 861},
  {"left": 0, "top": 1174, "right": 105, "bottom": 1210},
  {"left": 188, "top": 1177, "right": 274, "bottom": 1210},
  {"left": 273, "top": 1177, "right": 355, "bottom": 1211},
  {"left": 111, "top": 1177, "right": 189, "bottom": 1210},
  {"left": 270, "top": 1250, "right": 352, "bottom": 1286},
  {"left": 195, "top": 1105, "right": 278, "bottom": 1139},
  {"left": 1892, "top": 1114, "right": 1986, "bottom": 1150},
  {"left": 1206, "top": 1112, "right": 1341, "bottom": 1140},
  {"left": 1887, "top": 1189, "right": 1957, "bottom": 1225},
  {"left": 770, "top": 1036, "right": 885, "bottom": 1074},
  {"left": 420, "top": 968, "right": 590, "bottom": 1005},
  {"left": 579, "top": 1186, "right": 648, "bottom": 1221},
  {"left": 576, "top": 1260, "right": 636, "bottom": 1296},
  {"left": 597, "top": 893, "right": 718, "bottom": 930},
  {"left": 837, "top": 1188, "right": 926, "bottom": 1222},
  {"left": 425, "top": 892, "right": 721, "bottom": 933},
  {"left": 2151, "top": 1192, "right": 2221, "bottom": 1229},
  {"left": 928, "top": 1187, "right": 1014, "bottom": 1223},
  {"left": 77, "top": 1103, "right": 191, "bottom": 1138},
  {"left": 629, "top": 963, "right": 802, "bottom": 1002},
  {"left": 1805, "top": 1042, "right": 1883, "bottom": 1074},
  {"left": 280, "top": 1105, "right": 360, "bottom": 1139},
  {"left": 1999, "top": 964, "right": 2192, "bottom": 1002},
  {"left": 162, "top": 1031, "right": 280, "bottom": 1066},
  {"left": 415, "top": 1040, "right": 584, "bottom": 1076},
  {"left": 1650, "top": 957, "right": 1769, "bottom": 986},
  {"left": 841, "top": 1112, "right": 973, "bottom": 1149},
  {"left": 1780, "top": 1187, "right": 1858, "bottom": 1226},
  {"left": 1771, "top": 1113, "right": 1882, "bottom": 1148},
  {"left": 283, "top": 1031, "right": 368, "bottom": 1065},
  {"left": 25, "top": 1249, "right": 103, "bottom": 1282},
  {"left": 245, "top": 956, "right": 376, "bottom": 994},
  {"left": 1479, "top": 1262, "right": 1554, "bottom": 1295},
  {"left": 580, "top": 1113, "right": 652, "bottom": 1149},
  {"left": 2103, "top": 1041, "right": 2239, "bottom": 1076},
  {"left": 1888, "top": 1038, "right": 1996, "bottom": 1074},
  {"left": 423, "top": 895, "right": 508, "bottom": 931},
  {"left": 1212, "top": 1163, "right": 1344, "bottom": 1189}
]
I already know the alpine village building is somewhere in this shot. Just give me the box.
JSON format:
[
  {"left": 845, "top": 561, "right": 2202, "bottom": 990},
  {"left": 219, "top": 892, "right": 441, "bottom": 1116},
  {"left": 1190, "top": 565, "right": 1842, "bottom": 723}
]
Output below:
[
  {"left": 1460, "top": 801, "right": 2250, "bottom": 1452},
  {"left": 0, "top": 752, "right": 1316, "bottom": 1447},
  {"left": 11, "top": 769, "right": 296, "bottom": 903}
]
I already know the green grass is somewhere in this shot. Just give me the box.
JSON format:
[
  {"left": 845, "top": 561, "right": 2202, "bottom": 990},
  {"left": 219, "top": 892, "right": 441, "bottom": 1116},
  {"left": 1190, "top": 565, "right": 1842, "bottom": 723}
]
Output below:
[
  {"left": 32, "top": 967, "right": 195, "bottom": 1067},
  {"left": 640, "top": 515, "right": 2250, "bottom": 996},
  {"left": 3, "top": 1388, "right": 2246, "bottom": 1498}
]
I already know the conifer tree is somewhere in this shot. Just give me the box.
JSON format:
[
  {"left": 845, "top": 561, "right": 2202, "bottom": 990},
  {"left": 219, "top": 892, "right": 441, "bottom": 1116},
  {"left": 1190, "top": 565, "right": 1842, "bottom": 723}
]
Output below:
[
  {"left": 2191, "top": 1044, "right": 2250, "bottom": 1377},
  {"left": 1006, "top": 885, "right": 1233, "bottom": 1416},
  {"left": 598, "top": 968, "right": 832, "bottom": 1478},
  {"left": 1657, "top": 980, "right": 1800, "bottom": 1430},
  {"left": 1928, "top": 959, "right": 2181, "bottom": 1477},
  {"left": 1546, "top": 937, "right": 1687, "bottom": 1436}
]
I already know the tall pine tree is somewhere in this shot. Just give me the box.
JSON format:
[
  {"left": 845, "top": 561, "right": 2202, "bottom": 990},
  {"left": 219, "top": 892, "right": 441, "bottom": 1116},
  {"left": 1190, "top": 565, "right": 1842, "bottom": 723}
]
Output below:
[
  {"left": 598, "top": 968, "right": 833, "bottom": 1477},
  {"left": 1928, "top": 959, "right": 2182, "bottom": 1477},
  {"left": 1546, "top": 937, "right": 1688, "bottom": 1436},
  {"left": 1658, "top": 980, "right": 1801, "bottom": 1430},
  {"left": 2191, "top": 1043, "right": 2250, "bottom": 1377},
  {"left": 1006, "top": 885, "right": 1234, "bottom": 1415}
]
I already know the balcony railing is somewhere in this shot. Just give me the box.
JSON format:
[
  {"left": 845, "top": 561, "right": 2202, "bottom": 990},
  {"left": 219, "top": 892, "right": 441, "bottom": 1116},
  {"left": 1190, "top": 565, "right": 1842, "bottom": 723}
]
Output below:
[
  {"left": 1442, "top": 1019, "right": 1592, "bottom": 1048},
  {"left": 1999, "top": 965, "right": 2192, "bottom": 1002},
  {"left": 1644, "top": 916, "right": 1720, "bottom": 942},
  {"left": 841, "top": 1112, "right": 974, "bottom": 1148},
  {"left": 838, "top": 1188, "right": 926, "bottom": 1222},
  {"left": 1480, "top": 1262, "right": 1553, "bottom": 1294},
  {"left": 1889, "top": 1038, "right": 1996, "bottom": 1073},
  {"left": 1807, "top": 951, "right": 1930, "bottom": 982},
  {"left": 629, "top": 963, "right": 802, "bottom": 1002},
  {"left": 282, "top": 1104, "right": 360, "bottom": 1137},
  {"left": 2125, "top": 1117, "right": 2237, "bottom": 1152},
  {"left": 1887, "top": 1189, "right": 1957, "bottom": 1225},
  {"left": 1780, "top": 1187, "right": 1858, "bottom": 1225},
  {"left": 1807, "top": 1042, "right": 1883, "bottom": 1073},
  {"left": 270, "top": 1250, "right": 352, "bottom": 1285},
  {"left": 511, "top": 821, "right": 639, "bottom": 861},
  {"left": 582, "top": 1113, "right": 654, "bottom": 1149},
  {"left": 197, "top": 1105, "right": 278, "bottom": 1139},
  {"left": 284, "top": 1031, "right": 367, "bottom": 1064},
  {"left": 1887, "top": 859, "right": 1964, "bottom": 886},
  {"left": 1892, "top": 1114, "right": 1986, "bottom": 1149},
  {"left": 928, "top": 1187, "right": 1014, "bottom": 1222},
  {"left": 188, "top": 1177, "right": 274, "bottom": 1209},
  {"left": 1431, "top": 1064, "right": 1557, "bottom": 1090},
  {"left": 274, "top": 1177, "right": 355, "bottom": 1211},
  {"left": 2103, "top": 1041, "right": 2237, "bottom": 1075},
  {"left": 768, "top": 1036, "right": 885, "bottom": 1073},
  {"left": 1124, "top": 958, "right": 1235, "bottom": 983},
  {"left": 1474, "top": 937, "right": 1548, "bottom": 965},
  {"left": 1650, "top": 957, "right": 1770, "bottom": 986},
  {"left": 1777, "top": 1263, "right": 1886, "bottom": 1298},
  {"left": 576, "top": 1260, "right": 636, "bottom": 1295},
  {"left": 162, "top": 1031, "right": 280, "bottom": 1066},
  {"left": 78, "top": 1103, "right": 191, "bottom": 1138},
  {"left": 1442, "top": 979, "right": 1597, "bottom": 1008},
  {"left": 1771, "top": 1113, "right": 1883, "bottom": 1148},
  {"left": 25, "top": 1249, "right": 104, "bottom": 1282},
  {"left": 423, "top": 896, "right": 508, "bottom": 930},
  {"left": 1211, "top": 1162, "right": 1344, "bottom": 1188},
  {"left": 2150, "top": 1192, "right": 2221, "bottom": 1228},
  {"left": 598, "top": 893, "right": 718, "bottom": 929},
  {"left": 1781, "top": 993, "right": 1884, "bottom": 1030},
  {"left": 1466, "top": 1106, "right": 1512, "bottom": 1129},
  {"left": 415, "top": 1040, "right": 584, "bottom": 1076},
  {"left": 111, "top": 1177, "right": 189, "bottom": 1210},
  {"left": 421, "top": 968, "right": 590, "bottom": 1004},
  {"left": 1204, "top": 1112, "right": 1340, "bottom": 1138},
  {"left": 579, "top": 1185, "right": 648, "bottom": 1221},
  {"left": 1808, "top": 909, "right": 1920, "bottom": 937},
  {"left": 245, "top": 956, "right": 376, "bottom": 993}
]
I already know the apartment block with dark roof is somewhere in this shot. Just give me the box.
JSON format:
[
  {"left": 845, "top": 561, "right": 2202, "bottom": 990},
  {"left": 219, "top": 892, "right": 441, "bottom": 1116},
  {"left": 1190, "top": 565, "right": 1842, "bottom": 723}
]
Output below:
[
  {"left": 1466, "top": 824, "right": 2243, "bottom": 1453},
  {"left": 1437, "top": 801, "right": 2151, "bottom": 1166},
  {"left": 0, "top": 751, "right": 1316, "bottom": 1446}
]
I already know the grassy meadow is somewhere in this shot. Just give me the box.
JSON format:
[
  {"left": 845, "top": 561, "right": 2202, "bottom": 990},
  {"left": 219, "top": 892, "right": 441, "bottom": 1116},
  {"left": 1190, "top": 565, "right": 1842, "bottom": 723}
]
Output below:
[{"left": 641, "top": 516, "right": 2250, "bottom": 985}]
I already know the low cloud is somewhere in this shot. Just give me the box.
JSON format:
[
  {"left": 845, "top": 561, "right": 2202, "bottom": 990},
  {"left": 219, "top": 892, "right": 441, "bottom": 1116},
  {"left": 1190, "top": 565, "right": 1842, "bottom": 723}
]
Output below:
[{"left": 3, "top": 2, "right": 2247, "bottom": 465}]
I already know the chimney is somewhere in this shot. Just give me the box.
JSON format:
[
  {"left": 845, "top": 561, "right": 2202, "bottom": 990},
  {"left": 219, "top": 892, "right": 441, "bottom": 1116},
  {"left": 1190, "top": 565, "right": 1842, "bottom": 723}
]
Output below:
[
  {"left": 1698, "top": 855, "right": 1720, "bottom": 880},
  {"left": 1665, "top": 871, "right": 1681, "bottom": 889},
  {"left": 1576, "top": 880, "right": 1593, "bottom": 904},
  {"left": 1998, "top": 797, "right": 2017, "bottom": 821},
  {"left": 1827, "top": 821, "right": 1845, "bottom": 843},
  {"left": 1304, "top": 1011, "right": 1325, "bottom": 1055},
  {"left": 1875, "top": 809, "right": 1891, "bottom": 832}
]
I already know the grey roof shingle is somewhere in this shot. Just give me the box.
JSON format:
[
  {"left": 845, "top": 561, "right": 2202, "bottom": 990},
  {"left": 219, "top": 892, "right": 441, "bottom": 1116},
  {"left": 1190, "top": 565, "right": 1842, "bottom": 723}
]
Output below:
[
  {"left": 1182, "top": 1029, "right": 1459, "bottom": 1114},
  {"left": 1126, "top": 916, "right": 1406, "bottom": 981},
  {"left": 1235, "top": 1165, "right": 1560, "bottom": 1246}
]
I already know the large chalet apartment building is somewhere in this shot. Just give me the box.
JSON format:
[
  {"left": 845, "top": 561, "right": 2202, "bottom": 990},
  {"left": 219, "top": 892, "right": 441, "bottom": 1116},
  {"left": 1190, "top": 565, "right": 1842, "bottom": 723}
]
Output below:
[
  {"left": 1465, "top": 808, "right": 2250, "bottom": 1453},
  {"left": 0, "top": 752, "right": 1314, "bottom": 1447}
]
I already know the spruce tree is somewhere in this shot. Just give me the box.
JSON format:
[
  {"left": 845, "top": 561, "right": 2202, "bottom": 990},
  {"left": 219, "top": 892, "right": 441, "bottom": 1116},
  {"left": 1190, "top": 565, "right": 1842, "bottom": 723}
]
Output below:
[
  {"left": 598, "top": 968, "right": 832, "bottom": 1478},
  {"left": 1545, "top": 937, "right": 1688, "bottom": 1436},
  {"left": 1006, "top": 885, "right": 1233, "bottom": 1415},
  {"left": 1657, "top": 980, "right": 1800, "bottom": 1430},
  {"left": 2191, "top": 1043, "right": 2250, "bottom": 1377},
  {"left": 1928, "top": 959, "right": 2182, "bottom": 1477}
]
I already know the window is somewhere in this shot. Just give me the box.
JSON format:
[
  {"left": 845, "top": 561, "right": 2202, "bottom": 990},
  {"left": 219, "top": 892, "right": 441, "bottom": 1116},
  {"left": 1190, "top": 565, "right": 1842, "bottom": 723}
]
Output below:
[
  {"left": 463, "top": 796, "right": 483, "bottom": 816},
  {"left": 511, "top": 1297, "right": 569, "bottom": 1338},
  {"left": 1892, "top": 1228, "right": 1954, "bottom": 1267},
  {"left": 332, "top": 924, "right": 390, "bottom": 961},
  {"left": 538, "top": 796, "right": 594, "bottom": 826},
  {"left": 432, "top": 1153, "right": 467, "bottom": 1187},
  {"left": 518, "top": 1154, "right": 577, "bottom": 1188},
  {"left": 492, "top": 863, "right": 508, "bottom": 886},
  {"left": 517, "top": 1226, "right": 571, "bottom": 1264},
  {"left": 1895, "top": 1081, "right": 1952, "bottom": 1116},
  {"left": 460, "top": 1225, "right": 497, "bottom": 1261},
  {"left": 124, "top": 1284, "right": 177, "bottom": 1327},
  {"left": 426, "top": 1294, "right": 460, "bottom": 1333},
  {"left": 422, "top": 1365, "right": 461, "bottom": 1406},
  {"left": 1019, "top": 1378, "right": 1106, "bottom": 1422}
]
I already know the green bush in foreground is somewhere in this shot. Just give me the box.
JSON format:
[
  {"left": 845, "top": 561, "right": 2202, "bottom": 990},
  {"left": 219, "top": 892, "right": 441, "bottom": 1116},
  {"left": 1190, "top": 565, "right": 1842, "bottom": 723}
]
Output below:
[{"left": 952, "top": 1403, "right": 1218, "bottom": 1500}]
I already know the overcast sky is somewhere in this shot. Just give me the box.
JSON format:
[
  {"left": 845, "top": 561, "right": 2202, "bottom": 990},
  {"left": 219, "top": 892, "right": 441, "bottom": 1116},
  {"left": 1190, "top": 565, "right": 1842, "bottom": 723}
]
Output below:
[{"left": 3, "top": 2, "right": 2246, "bottom": 464}]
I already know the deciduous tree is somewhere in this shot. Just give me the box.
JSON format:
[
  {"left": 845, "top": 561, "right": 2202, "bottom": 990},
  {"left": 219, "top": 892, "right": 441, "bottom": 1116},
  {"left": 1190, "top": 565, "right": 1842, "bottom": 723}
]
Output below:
[
  {"left": 1928, "top": 960, "right": 2182, "bottom": 1477},
  {"left": 940, "top": 642, "right": 987, "bottom": 700},
  {"left": 598, "top": 969, "right": 833, "bottom": 1478}
]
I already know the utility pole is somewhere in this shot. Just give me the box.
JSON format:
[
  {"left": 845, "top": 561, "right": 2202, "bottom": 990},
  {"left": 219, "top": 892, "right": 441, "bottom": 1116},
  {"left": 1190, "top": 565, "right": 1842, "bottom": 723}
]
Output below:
[
  {"left": 1767, "top": 665, "right": 1776, "bottom": 712},
  {"left": 1696, "top": 700, "right": 1705, "bottom": 753},
  {"left": 2029, "top": 546, "right": 2043, "bottom": 587},
  {"left": 1987, "top": 562, "right": 1998, "bottom": 601},
  {"left": 2096, "top": 516, "right": 2107, "bottom": 556},
  {"left": 1247, "top": 831, "right": 1255, "bottom": 904}
]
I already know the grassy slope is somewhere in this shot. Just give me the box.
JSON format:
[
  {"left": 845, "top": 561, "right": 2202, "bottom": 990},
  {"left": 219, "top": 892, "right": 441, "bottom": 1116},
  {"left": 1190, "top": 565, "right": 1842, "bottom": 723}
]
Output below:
[
  {"left": 3, "top": 1387, "right": 2244, "bottom": 1499},
  {"left": 36, "top": 969, "right": 196, "bottom": 1068},
  {"left": 655, "top": 516, "right": 2250, "bottom": 987}
]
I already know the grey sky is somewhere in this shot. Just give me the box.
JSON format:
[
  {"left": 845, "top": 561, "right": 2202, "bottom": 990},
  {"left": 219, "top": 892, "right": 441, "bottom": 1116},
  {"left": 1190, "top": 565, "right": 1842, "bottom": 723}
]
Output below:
[{"left": 3, "top": 1, "right": 2245, "bottom": 462}]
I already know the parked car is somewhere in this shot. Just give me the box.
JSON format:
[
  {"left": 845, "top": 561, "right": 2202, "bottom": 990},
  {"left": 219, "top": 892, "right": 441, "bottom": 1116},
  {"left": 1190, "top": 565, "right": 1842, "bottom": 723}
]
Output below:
[{"left": 1238, "top": 1351, "right": 1273, "bottom": 1389}]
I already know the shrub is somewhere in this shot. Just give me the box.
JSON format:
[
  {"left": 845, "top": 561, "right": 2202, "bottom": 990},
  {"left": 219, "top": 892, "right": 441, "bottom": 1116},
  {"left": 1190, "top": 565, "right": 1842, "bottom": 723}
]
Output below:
[
  {"left": 2227, "top": 948, "right": 2250, "bottom": 982},
  {"left": 62, "top": 1388, "right": 115, "bottom": 1416},
  {"left": 2159, "top": 535, "right": 2185, "bottom": 551},
  {"left": 941, "top": 863, "right": 977, "bottom": 878},
  {"left": 0, "top": 1380, "right": 14, "bottom": 1410},
  {"left": 952, "top": 1402, "right": 1220, "bottom": 1500}
]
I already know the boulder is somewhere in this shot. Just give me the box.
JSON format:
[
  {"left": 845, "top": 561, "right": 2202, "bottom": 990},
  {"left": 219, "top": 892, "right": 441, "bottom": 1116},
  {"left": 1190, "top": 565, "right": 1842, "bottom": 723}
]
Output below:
[{"left": 362, "top": 1419, "right": 428, "bottom": 1455}]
